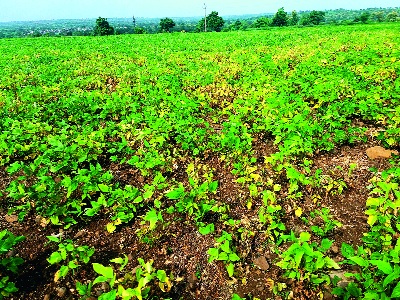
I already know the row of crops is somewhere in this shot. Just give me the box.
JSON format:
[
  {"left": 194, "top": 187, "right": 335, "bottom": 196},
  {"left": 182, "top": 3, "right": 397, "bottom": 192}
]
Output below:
[{"left": 0, "top": 23, "right": 400, "bottom": 299}]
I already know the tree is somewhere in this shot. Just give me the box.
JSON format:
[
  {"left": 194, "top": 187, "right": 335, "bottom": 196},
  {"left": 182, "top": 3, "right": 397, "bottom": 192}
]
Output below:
[
  {"left": 308, "top": 10, "right": 326, "bottom": 25},
  {"left": 289, "top": 11, "right": 299, "bottom": 26},
  {"left": 386, "top": 11, "right": 399, "bottom": 22},
  {"left": 232, "top": 20, "right": 242, "bottom": 31},
  {"left": 207, "top": 11, "right": 225, "bottom": 32},
  {"left": 93, "top": 17, "right": 114, "bottom": 36},
  {"left": 359, "top": 12, "right": 370, "bottom": 23},
  {"left": 134, "top": 27, "right": 146, "bottom": 34},
  {"left": 197, "top": 11, "right": 225, "bottom": 32},
  {"left": 271, "top": 8, "right": 289, "bottom": 27},
  {"left": 159, "top": 18, "right": 176, "bottom": 32},
  {"left": 373, "top": 11, "right": 385, "bottom": 22},
  {"left": 253, "top": 16, "right": 271, "bottom": 28}
]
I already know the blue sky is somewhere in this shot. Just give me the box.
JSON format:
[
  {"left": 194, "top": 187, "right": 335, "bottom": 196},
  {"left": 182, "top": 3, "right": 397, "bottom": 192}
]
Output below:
[{"left": 1, "top": 0, "right": 399, "bottom": 22}]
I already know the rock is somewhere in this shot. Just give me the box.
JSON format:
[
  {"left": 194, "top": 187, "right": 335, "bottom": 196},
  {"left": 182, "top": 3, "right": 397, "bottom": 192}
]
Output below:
[
  {"left": 56, "top": 287, "right": 66, "bottom": 297},
  {"left": 188, "top": 273, "right": 197, "bottom": 288},
  {"left": 44, "top": 294, "right": 51, "bottom": 300},
  {"left": 366, "top": 146, "right": 398, "bottom": 159},
  {"left": 331, "top": 245, "right": 339, "bottom": 254},
  {"left": 74, "top": 230, "right": 86, "bottom": 238},
  {"left": 4, "top": 215, "right": 18, "bottom": 223},
  {"left": 323, "top": 291, "right": 334, "bottom": 300},
  {"left": 253, "top": 256, "right": 270, "bottom": 271},
  {"left": 329, "top": 270, "right": 352, "bottom": 288}
]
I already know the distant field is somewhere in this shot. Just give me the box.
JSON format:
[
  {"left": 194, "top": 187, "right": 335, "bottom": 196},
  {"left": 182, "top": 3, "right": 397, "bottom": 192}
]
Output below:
[{"left": 0, "top": 23, "right": 400, "bottom": 299}]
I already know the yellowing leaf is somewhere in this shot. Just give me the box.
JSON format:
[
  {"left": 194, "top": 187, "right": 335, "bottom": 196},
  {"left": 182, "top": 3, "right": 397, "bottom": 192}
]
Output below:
[
  {"left": 367, "top": 215, "right": 378, "bottom": 227},
  {"left": 246, "top": 201, "right": 252, "bottom": 210},
  {"left": 54, "top": 270, "right": 61, "bottom": 282},
  {"left": 106, "top": 222, "right": 116, "bottom": 233},
  {"left": 295, "top": 207, "right": 303, "bottom": 217}
]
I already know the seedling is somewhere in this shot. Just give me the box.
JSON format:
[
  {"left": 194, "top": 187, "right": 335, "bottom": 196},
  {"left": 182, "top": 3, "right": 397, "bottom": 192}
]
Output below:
[
  {"left": 0, "top": 230, "right": 25, "bottom": 298},
  {"left": 208, "top": 231, "right": 241, "bottom": 277},
  {"left": 46, "top": 236, "right": 95, "bottom": 282}
]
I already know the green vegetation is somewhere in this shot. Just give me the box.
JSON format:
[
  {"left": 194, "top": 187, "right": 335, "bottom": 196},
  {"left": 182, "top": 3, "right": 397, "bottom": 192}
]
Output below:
[
  {"left": 159, "top": 17, "right": 176, "bottom": 33},
  {"left": 0, "top": 230, "right": 25, "bottom": 298},
  {"left": 93, "top": 17, "right": 115, "bottom": 36},
  {"left": 0, "top": 21, "right": 400, "bottom": 299},
  {"left": 1, "top": 7, "right": 399, "bottom": 38},
  {"left": 197, "top": 11, "right": 225, "bottom": 32}
]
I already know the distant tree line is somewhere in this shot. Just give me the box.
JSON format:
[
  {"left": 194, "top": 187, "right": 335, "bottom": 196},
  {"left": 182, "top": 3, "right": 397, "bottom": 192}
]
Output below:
[{"left": 0, "top": 7, "right": 399, "bottom": 38}]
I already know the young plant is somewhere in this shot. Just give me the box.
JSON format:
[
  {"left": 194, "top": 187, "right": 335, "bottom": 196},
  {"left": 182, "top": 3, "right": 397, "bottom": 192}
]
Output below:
[
  {"left": 77, "top": 256, "right": 172, "bottom": 300},
  {"left": 0, "top": 230, "right": 25, "bottom": 298},
  {"left": 208, "top": 231, "right": 241, "bottom": 277},
  {"left": 276, "top": 232, "right": 340, "bottom": 285},
  {"left": 46, "top": 236, "right": 95, "bottom": 282},
  {"left": 303, "top": 207, "right": 342, "bottom": 237},
  {"left": 333, "top": 242, "right": 400, "bottom": 299}
]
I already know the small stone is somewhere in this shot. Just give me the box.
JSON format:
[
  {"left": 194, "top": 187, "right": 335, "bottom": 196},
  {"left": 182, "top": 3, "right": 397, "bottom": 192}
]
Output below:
[
  {"left": 188, "top": 273, "right": 197, "bottom": 287},
  {"left": 366, "top": 146, "right": 398, "bottom": 159},
  {"left": 74, "top": 230, "right": 86, "bottom": 238},
  {"left": 253, "top": 256, "right": 270, "bottom": 271},
  {"left": 56, "top": 287, "right": 66, "bottom": 297},
  {"left": 331, "top": 245, "right": 339, "bottom": 254},
  {"left": 323, "top": 291, "right": 334, "bottom": 300},
  {"left": 4, "top": 215, "right": 18, "bottom": 223},
  {"left": 35, "top": 215, "right": 42, "bottom": 224},
  {"left": 329, "top": 270, "right": 352, "bottom": 288},
  {"left": 44, "top": 294, "right": 51, "bottom": 300}
]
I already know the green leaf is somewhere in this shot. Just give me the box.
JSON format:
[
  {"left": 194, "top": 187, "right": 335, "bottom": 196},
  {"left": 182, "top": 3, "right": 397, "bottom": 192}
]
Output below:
[
  {"left": 199, "top": 223, "right": 214, "bottom": 235},
  {"left": 294, "top": 250, "right": 304, "bottom": 268},
  {"left": 165, "top": 186, "right": 185, "bottom": 199},
  {"left": 93, "top": 276, "right": 109, "bottom": 285},
  {"left": 208, "top": 248, "right": 219, "bottom": 262},
  {"left": 143, "top": 189, "right": 153, "bottom": 199},
  {"left": 218, "top": 252, "right": 229, "bottom": 261},
  {"left": 383, "top": 272, "right": 400, "bottom": 287},
  {"left": 68, "top": 260, "right": 79, "bottom": 269},
  {"left": 7, "top": 162, "right": 22, "bottom": 174},
  {"left": 47, "top": 252, "right": 62, "bottom": 264},
  {"left": 209, "top": 181, "right": 218, "bottom": 193},
  {"left": 76, "top": 281, "right": 89, "bottom": 296},
  {"left": 391, "top": 281, "right": 400, "bottom": 298},
  {"left": 349, "top": 256, "right": 369, "bottom": 267},
  {"left": 226, "top": 263, "right": 235, "bottom": 277},
  {"left": 143, "top": 209, "right": 161, "bottom": 230},
  {"left": 369, "top": 260, "right": 392, "bottom": 274},
  {"left": 110, "top": 255, "right": 128, "bottom": 271},
  {"left": 319, "top": 238, "right": 333, "bottom": 253},
  {"left": 99, "top": 289, "right": 117, "bottom": 300},
  {"left": 229, "top": 253, "right": 240, "bottom": 262},
  {"left": 93, "top": 263, "right": 114, "bottom": 279},
  {"left": 156, "top": 270, "right": 167, "bottom": 282},
  {"left": 98, "top": 184, "right": 109, "bottom": 193},
  {"left": 299, "top": 231, "right": 311, "bottom": 242},
  {"left": 59, "top": 265, "right": 69, "bottom": 278},
  {"left": 324, "top": 257, "right": 340, "bottom": 269},
  {"left": 220, "top": 241, "right": 231, "bottom": 253},
  {"left": 46, "top": 236, "right": 60, "bottom": 243},
  {"left": 341, "top": 243, "right": 355, "bottom": 258}
]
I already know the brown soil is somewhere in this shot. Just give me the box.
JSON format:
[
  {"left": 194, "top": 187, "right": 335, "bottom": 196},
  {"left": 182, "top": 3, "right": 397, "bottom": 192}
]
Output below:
[{"left": 0, "top": 136, "right": 394, "bottom": 300}]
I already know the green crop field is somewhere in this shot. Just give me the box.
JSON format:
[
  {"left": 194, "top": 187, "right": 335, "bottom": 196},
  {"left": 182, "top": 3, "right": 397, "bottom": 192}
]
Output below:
[{"left": 0, "top": 23, "right": 400, "bottom": 299}]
